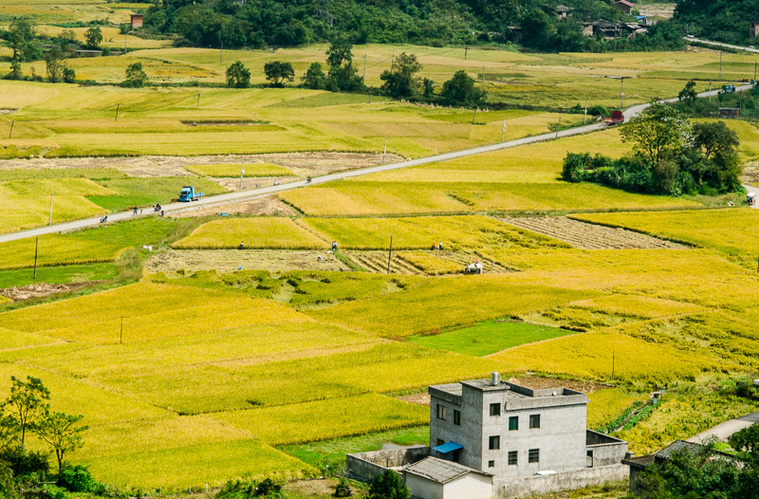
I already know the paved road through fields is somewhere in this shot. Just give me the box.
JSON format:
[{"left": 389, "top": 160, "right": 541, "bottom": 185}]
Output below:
[{"left": 0, "top": 85, "right": 752, "bottom": 244}]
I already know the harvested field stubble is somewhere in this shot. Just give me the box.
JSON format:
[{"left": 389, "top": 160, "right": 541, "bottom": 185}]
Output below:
[{"left": 173, "top": 218, "right": 327, "bottom": 249}]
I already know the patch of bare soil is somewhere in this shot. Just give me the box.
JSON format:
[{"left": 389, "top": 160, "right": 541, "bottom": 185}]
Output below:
[
  {"left": 0, "top": 282, "right": 90, "bottom": 301},
  {"left": 397, "top": 393, "right": 431, "bottom": 406},
  {"left": 501, "top": 216, "right": 687, "bottom": 250},
  {"left": 637, "top": 2, "right": 675, "bottom": 19},
  {"left": 172, "top": 196, "right": 298, "bottom": 218},
  {"left": 284, "top": 479, "right": 354, "bottom": 498},
  {"left": 507, "top": 375, "right": 612, "bottom": 394},
  {"left": 0, "top": 152, "right": 401, "bottom": 178},
  {"left": 145, "top": 249, "right": 347, "bottom": 274}
]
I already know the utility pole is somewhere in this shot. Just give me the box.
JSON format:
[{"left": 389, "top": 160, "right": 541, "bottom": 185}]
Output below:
[
  {"left": 363, "top": 54, "right": 367, "bottom": 80},
  {"left": 382, "top": 136, "right": 387, "bottom": 164},
  {"left": 239, "top": 163, "right": 245, "bottom": 190},
  {"left": 33, "top": 236, "right": 38, "bottom": 280},
  {"left": 124, "top": 34, "right": 127, "bottom": 52},
  {"left": 464, "top": 45, "right": 468, "bottom": 60},
  {"left": 611, "top": 350, "right": 615, "bottom": 380},
  {"left": 482, "top": 66, "right": 485, "bottom": 92},
  {"left": 220, "top": 35, "right": 223, "bottom": 64},
  {"left": 387, "top": 235, "right": 393, "bottom": 274},
  {"left": 115, "top": 103, "right": 120, "bottom": 121},
  {"left": 754, "top": 61, "right": 757, "bottom": 81},
  {"left": 472, "top": 108, "right": 477, "bottom": 125},
  {"left": 502, "top": 119, "right": 506, "bottom": 142},
  {"left": 8, "top": 120, "right": 13, "bottom": 140},
  {"left": 555, "top": 116, "right": 561, "bottom": 140},
  {"left": 709, "top": 81, "right": 712, "bottom": 103},
  {"left": 48, "top": 193, "right": 53, "bottom": 225},
  {"left": 197, "top": 93, "right": 200, "bottom": 106},
  {"left": 720, "top": 51, "right": 723, "bottom": 80}
]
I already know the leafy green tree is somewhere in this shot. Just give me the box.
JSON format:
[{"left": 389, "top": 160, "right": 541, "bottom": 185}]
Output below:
[
  {"left": 8, "top": 18, "right": 41, "bottom": 62},
  {"left": 7, "top": 57, "right": 22, "bottom": 81},
  {"left": 226, "top": 61, "right": 251, "bottom": 88},
  {"left": 44, "top": 48, "right": 67, "bottom": 83},
  {"left": 380, "top": 53, "right": 422, "bottom": 99},
  {"left": 35, "top": 411, "right": 87, "bottom": 477},
  {"left": 620, "top": 103, "right": 691, "bottom": 169},
  {"left": 325, "top": 40, "right": 364, "bottom": 92},
  {"left": 302, "top": 62, "right": 326, "bottom": 90},
  {"left": 368, "top": 470, "right": 409, "bottom": 499},
  {"left": 124, "top": 62, "right": 148, "bottom": 87},
  {"left": 678, "top": 79, "right": 698, "bottom": 106},
  {"left": 83, "top": 27, "right": 103, "bottom": 49},
  {"left": 422, "top": 78, "right": 434, "bottom": 98},
  {"left": 729, "top": 424, "right": 759, "bottom": 464},
  {"left": 693, "top": 121, "right": 739, "bottom": 161},
  {"left": 4, "top": 376, "right": 50, "bottom": 448},
  {"left": 440, "top": 70, "right": 485, "bottom": 107},
  {"left": 264, "top": 61, "right": 294, "bottom": 87}
]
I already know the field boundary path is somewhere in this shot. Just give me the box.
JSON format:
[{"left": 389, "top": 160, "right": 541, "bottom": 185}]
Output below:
[{"left": 0, "top": 85, "right": 751, "bottom": 244}]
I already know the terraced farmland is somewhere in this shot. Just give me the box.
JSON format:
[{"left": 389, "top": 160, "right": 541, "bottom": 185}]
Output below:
[{"left": 501, "top": 217, "right": 688, "bottom": 250}]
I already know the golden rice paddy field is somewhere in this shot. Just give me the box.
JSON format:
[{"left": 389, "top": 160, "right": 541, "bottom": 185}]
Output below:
[{"left": 2, "top": 19, "right": 759, "bottom": 491}]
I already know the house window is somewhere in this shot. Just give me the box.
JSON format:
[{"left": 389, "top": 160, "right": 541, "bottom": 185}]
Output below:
[
  {"left": 489, "top": 403, "right": 501, "bottom": 416},
  {"left": 508, "top": 416, "right": 518, "bottom": 431},
  {"left": 489, "top": 435, "right": 500, "bottom": 450},
  {"left": 488, "top": 460, "right": 495, "bottom": 468},
  {"left": 508, "top": 451, "right": 518, "bottom": 465},
  {"left": 453, "top": 409, "right": 461, "bottom": 426},
  {"left": 529, "top": 414, "right": 541, "bottom": 429},
  {"left": 528, "top": 448, "right": 540, "bottom": 463},
  {"left": 437, "top": 404, "right": 447, "bottom": 420}
]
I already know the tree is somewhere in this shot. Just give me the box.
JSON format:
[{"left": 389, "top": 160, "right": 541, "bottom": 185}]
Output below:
[
  {"left": 264, "top": 61, "right": 294, "bottom": 87},
  {"left": 678, "top": 79, "right": 697, "bottom": 106},
  {"left": 225, "top": 61, "right": 250, "bottom": 88},
  {"left": 124, "top": 62, "right": 148, "bottom": 88},
  {"left": 4, "top": 376, "right": 49, "bottom": 448},
  {"left": 422, "top": 78, "right": 434, "bottom": 98},
  {"left": 728, "top": 422, "right": 759, "bottom": 464},
  {"left": 693, "top": 121, "right": 739, "bottom": 161},
  {"left": 44, "top": 48, "right": 68, "bottom": 83},
  {"left": 302, "top": 62, "right": 326, "bottom": 90},
  {"left": 7, "top": 57, "right": 23, "bottom": 81},
  {"left": 368, "top": 470, "right": 409, "bottom": 499},
  {"left": 440, "top": 70, "right": 485, "bottom": 107},
  {"left": 35, "top": 411, "right": 86, "bottom": 477},
  {"left": 325, "top": 40, "right": 364, "bottom": 92},
  {"left": 620, "top": 103, "right": 691, "bottom": 169},
  {"left": 380, "top": 53, "right": 422, "bottom": 99},
  {"left": 83, "top": 27, "right": 103, "bottom": 49},
  {"left": 7, "top": 18, "right": 41, "bottom": 62}
]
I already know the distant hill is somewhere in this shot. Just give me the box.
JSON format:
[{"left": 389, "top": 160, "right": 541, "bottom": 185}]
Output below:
[{"left": 144, "top": 0, "right": 631, "bottom": 51}]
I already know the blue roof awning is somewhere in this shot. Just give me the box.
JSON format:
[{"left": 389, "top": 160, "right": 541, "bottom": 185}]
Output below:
[{"left": 433, "top": 442, "right": 463, "bottom": 454}]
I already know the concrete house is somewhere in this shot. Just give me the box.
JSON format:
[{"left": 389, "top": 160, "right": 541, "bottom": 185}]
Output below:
[
  {"left": 347, "top": 373, "right": 629, "bottom": 499},
  {"left": 615, "top": 0, "right": 634, "bottom": 15}
]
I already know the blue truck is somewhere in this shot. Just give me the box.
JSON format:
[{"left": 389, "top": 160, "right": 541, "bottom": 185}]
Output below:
[{"left": 179, "top": 186, "right": 204, "bottom": 202}]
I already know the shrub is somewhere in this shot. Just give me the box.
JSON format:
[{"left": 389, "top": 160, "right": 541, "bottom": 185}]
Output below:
[
  {"left": 58, "top": 465, "right": 94, "bottom": 493},
  {"left": 334, "top": 478, "right": 352, "bottom": 497},
  {"left": 369, "top": 470, "right": 409, "bottom": 499}
]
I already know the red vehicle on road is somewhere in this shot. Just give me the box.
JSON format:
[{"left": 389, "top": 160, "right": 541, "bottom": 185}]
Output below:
[{"left": 604, "top": 110, "right": 625, "bottom": 126}]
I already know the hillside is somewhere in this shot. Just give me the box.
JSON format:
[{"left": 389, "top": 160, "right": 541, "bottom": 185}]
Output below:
[{"left": 671, "top": 0, "right": 759, "bottom": 45}]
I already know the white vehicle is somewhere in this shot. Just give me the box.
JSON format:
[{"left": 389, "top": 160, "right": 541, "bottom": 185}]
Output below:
[{"left": 748, "top": 192, "right": 756, "bottom": 206}]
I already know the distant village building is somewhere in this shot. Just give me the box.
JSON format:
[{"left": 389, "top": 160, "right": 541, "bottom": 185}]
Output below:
[
  {"left": 555, "top": 5, "right": 572, "bottom": 19},
  {"left": 615, "top": 0, "right": 634, "bottom": 15},
  {"left": 347, "top": 374, "right": 630, "bottom": 499},
  {"left": 751, "top": 22, "right": 759, "bottom": 38},
  {"left": 720, "top": 108, "right": 740, "bottom": 119},
  {"left": 130, "top": 14, "right": 143, "bottom": 30}
]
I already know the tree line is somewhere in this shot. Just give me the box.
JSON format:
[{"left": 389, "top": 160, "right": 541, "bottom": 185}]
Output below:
[
  {"left": 225, "top": 41, "right": 485, "bottom": 107},
  {"left": 563, "top": 99, "right": 743, "bottom": 196}
]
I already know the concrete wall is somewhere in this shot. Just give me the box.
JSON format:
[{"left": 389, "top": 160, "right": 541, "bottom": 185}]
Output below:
[
  {"left": 493, "top": 464, "right": 629, "bottom": 499},
  {"left": 347, "top": 447, "right": 430, "bottom": 481},
  {"left": 586, "top": 430, "right": 628, "bottom": 468},
  {"left": 406, "top": 473, "right": 444, "bottom": 499}
]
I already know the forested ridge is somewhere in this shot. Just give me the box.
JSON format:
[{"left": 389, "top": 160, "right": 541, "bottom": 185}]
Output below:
[
  {"left": 143, "top": 0, "right": 632, "bottom": 50},
  {"left": 672, "top": 0, "right": 759, "bottom": 45}
]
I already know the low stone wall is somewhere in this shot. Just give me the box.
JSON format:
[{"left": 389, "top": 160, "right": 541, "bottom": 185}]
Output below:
[
  {"left": 346, "top": 446, "right": 430, "bottom": 482},
  {"left": 493, "top": 464, "right": 629, "bottom": 499}
]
